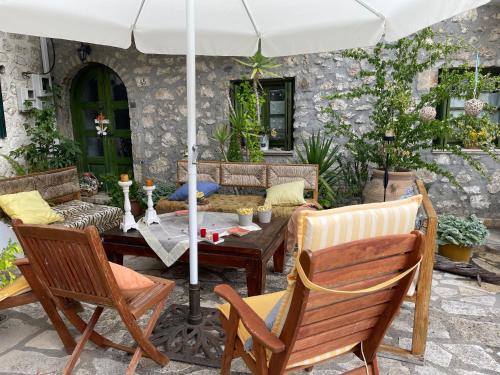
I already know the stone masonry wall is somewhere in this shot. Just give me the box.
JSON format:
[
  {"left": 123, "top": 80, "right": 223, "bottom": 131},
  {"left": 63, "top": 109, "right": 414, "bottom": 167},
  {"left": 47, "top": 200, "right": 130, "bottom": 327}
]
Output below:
[
  {"left": 0, "top": 32, "right": 42, "bottom": 177},
  {"left": 51, "top": 3, "right": 499, "bottom": 218}
]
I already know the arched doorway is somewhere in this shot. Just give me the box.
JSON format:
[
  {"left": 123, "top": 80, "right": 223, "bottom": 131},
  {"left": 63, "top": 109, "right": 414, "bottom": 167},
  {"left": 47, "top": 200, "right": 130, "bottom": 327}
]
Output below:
[{"left": 70, "top": 64, "right": 132, "bottom": 178}]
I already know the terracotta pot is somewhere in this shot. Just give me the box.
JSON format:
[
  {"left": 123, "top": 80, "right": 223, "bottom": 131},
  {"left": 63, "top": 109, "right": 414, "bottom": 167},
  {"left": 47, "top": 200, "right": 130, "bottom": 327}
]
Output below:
[
  {"left": 363, "top": 169, "right": 415, "bottom": 203},
  {"left": 130, "top": 200, "right": 144, "bottom": 217},
  {"left": 438, "top": 244, "right": 473, "bottom": 263}
]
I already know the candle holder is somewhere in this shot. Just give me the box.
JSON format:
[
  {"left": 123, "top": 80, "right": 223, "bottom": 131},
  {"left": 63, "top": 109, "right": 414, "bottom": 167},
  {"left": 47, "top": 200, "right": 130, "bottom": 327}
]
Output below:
[
  {"left": 118, "top": 180, "right": 138, "bottom": 232},
  {"left": 143, "top": 185, "right": 161, "bottom": 225}
]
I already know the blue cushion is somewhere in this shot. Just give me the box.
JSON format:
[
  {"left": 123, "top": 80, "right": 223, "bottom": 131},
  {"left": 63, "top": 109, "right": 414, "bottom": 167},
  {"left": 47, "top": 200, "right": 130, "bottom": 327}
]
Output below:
[{"left": 168, "top": 181, "right": 220, "bottom": 201}]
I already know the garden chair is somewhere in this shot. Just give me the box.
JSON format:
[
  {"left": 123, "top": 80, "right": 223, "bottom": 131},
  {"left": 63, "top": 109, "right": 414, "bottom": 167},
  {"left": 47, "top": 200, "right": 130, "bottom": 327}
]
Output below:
[
  {"left": 216, "top": 232, "right": 423, "bottom": 374},
  {"left": 12, "top": 220, "right": 175, "bottom": 375}
]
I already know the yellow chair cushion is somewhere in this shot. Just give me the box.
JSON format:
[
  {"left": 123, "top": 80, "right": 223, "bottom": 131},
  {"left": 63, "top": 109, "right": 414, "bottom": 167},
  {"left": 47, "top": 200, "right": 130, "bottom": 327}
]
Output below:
[
  {"left": 264, "top": 180, "right": 306, "bottom": 207},
  {"left": 0, "top": 276, "right": 32, "bottom": 302},
  {"left": 218, "top": 290, "right": 286, "bottom": 347},
  {"left": 0, "top": 191, "right": 63, "bottom": 225}
]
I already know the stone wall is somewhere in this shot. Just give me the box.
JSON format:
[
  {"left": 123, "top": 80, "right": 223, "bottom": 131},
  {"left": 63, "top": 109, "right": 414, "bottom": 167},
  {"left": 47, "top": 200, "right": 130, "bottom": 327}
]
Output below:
[
  {"left": 51, "top": 3, "right": 499, "bottom": 218},
  {"left": 0, "top": 32, "right": 42, "bottom": 177}
]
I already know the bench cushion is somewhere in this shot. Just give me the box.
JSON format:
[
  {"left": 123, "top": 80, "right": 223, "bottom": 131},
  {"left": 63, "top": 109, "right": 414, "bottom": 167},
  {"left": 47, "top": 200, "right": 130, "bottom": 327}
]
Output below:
[
  {"left": 157, "top": 194, "right": 317, "bottom": 218},
  {"left": 53, "top": 200, "right": 122, "bottom": 233}
]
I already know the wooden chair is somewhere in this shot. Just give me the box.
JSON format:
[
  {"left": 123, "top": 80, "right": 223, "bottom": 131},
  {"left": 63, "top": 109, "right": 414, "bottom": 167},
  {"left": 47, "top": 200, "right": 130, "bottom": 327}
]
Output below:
[
  {"left": 12, "top": 220, "right": 175, "bottom": 375},
  {"left": 215, "top": 232, "right": 423, "bottom": 374}
]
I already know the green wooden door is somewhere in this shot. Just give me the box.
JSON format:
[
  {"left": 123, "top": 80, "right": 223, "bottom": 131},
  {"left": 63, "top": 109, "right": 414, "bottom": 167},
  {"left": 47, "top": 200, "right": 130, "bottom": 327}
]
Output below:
[{"left": 71, "top": 64, "right": 132, "bottom": 178}]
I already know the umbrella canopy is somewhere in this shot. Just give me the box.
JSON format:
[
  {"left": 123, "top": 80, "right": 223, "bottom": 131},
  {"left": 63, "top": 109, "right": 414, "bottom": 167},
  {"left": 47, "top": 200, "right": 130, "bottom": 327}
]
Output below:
[{"left": 0, "top": 0, "right": 489, "bottom": 56}]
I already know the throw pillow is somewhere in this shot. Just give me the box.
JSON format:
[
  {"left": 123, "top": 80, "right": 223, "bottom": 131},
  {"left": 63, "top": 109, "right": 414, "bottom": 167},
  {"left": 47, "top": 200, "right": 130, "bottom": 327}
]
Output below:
[
  {"left": 264, "top": 180, "right": 306, "bottom": 207},
  {"left": 169, "top": 181, "right": 220, "bottom": 201},
  {"left": 109, "top": 262, "right": 155, "bottom": 298},
  {"left": 0, "top": 191, "right": 63, "bottom": 225}
]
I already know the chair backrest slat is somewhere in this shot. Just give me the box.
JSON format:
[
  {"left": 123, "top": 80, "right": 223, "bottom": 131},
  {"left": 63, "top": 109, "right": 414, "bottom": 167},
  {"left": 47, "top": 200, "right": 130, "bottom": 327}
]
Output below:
[
  {"left": 269, "top": 232, "right": 423, "bottom": 373},
  {"left": 13, "top": 222, "right": 116, "bottom": 307}
]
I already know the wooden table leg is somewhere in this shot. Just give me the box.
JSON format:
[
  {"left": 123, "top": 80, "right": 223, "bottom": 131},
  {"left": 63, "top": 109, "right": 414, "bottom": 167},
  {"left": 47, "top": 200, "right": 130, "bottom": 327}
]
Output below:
[
  {"left": 273, "top": 240, "right": 285, "bottom": 273},
  {"left": 245, "top": 260, "right": 266, "bottom": 297},
  {"left": 106, "top": 249, "right": 124, "bottom": 265},
  {"left": 16, "top": 260, "right": 76, "bottom": 354}
]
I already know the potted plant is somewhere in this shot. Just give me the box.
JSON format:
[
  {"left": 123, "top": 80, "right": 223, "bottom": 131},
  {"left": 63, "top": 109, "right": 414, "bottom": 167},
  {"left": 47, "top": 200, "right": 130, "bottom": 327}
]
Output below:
[
  {"left": 237, "top": 208, "right": 254, "bottom": 226},
  {"left": 437, "top": 214, "right": 488, "bottom": 262},
  {"left": 79, "top": 172, "right": 100, "bottom": 197},
  {"left": 0, "top": 240, "right": 22, "bottom": 288},
  {"left": 257, "top": 205, "right": 272, "bottom": 223},
  {"left": 325, "top": 28, "right": 499, "bottom": 202}
]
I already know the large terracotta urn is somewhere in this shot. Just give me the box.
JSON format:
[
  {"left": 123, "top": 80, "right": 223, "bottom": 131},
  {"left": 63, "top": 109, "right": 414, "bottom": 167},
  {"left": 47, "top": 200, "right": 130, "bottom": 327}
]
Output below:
[{"left": 363, "top": 169, "right": 415, "bottom": 203}]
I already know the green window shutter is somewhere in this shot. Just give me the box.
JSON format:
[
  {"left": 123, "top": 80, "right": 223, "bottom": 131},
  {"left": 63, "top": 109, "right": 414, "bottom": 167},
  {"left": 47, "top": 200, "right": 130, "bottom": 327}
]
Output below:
[{"left": 0, "top": 82, "right": 6, "bottom": 138}]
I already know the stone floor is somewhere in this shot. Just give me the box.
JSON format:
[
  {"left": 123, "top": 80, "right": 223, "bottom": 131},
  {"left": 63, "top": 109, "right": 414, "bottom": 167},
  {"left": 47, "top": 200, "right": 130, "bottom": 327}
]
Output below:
[{"left": 0, "top": 246, "right": 499, "bottom": 375}]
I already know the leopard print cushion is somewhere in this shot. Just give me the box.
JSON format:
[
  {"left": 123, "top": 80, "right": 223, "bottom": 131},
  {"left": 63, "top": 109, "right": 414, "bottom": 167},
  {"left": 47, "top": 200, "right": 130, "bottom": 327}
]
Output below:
[{"left": 53, "top": 200, "right": 122, "bottom": 233}]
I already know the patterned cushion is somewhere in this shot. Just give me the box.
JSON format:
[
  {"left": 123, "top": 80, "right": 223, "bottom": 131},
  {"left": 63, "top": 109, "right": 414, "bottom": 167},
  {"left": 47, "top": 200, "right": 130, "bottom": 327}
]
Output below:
[
  {"left": 271, "top": 195, "right": 423, "bottom": 348},
  {"left": 53, "top": 200, "right": 122, "bottom": 233},
  {"left": 157, "top": 194, "right": 316, "bottom": 218}
]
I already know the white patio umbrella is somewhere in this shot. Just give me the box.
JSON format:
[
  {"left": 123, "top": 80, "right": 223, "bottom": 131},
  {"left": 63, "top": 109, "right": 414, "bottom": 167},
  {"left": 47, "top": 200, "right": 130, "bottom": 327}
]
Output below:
[{"left": 0, "top": 0, "right": 489, "bottom": 364}]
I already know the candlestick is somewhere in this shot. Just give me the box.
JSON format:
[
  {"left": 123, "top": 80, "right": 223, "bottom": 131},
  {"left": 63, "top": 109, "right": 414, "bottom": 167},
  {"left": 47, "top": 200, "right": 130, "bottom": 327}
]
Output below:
[
  {"left": 118, "top": 180, "right": 138, "bottom": 232},
  {"left": 143, "top": 185, "right": 160, "bottom": 225},
  {"left": 120, "top": 174, "right": 129, "bottom": 182}
]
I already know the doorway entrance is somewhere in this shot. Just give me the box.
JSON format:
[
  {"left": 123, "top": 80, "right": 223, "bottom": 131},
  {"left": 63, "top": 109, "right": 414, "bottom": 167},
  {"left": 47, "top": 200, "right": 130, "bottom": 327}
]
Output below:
[{"left": 71, "top": 64, "right": 132, "bottom": 178}]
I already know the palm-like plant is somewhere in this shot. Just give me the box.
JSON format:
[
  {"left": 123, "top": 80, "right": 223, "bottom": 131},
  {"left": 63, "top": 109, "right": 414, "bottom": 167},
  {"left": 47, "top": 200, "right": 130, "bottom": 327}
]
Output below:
[
  {"left": 234, "top": 50, "right": 281, "bottom": 128},
  {"left": 210, "top": 124, "right": 232, "bottom": 161},
  {"left": 297, "top": 132, "right": 341, "bottom": 206}
]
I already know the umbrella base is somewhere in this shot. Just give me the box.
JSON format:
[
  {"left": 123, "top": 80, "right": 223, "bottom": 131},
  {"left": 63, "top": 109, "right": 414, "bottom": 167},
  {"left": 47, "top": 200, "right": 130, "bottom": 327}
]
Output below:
[{"left": 151, "top": 304, "right": 225, "bottom": 368}]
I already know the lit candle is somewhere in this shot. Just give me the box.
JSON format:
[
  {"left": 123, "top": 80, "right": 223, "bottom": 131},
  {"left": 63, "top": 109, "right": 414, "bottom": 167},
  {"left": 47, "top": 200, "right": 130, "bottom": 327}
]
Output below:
[
  {"left": 212, "top": 232, "right": 219, "bottom": 242},
  {"left": 145, "top": 178, "right": 154, "bottom": 187},
  {"left": 200, "top": 227, "right": 207, "bottom": 238},
  {"left": 120, "top": 174, "right": 129, "bottom": 182}
]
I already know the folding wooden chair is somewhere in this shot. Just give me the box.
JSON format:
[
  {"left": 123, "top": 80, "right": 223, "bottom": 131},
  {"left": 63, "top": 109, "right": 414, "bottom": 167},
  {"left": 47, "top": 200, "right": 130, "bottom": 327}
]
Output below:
[
  {"left": 12, "top": 220, "right": 175, "bottom": 375},
  {"left": 216, "top": 232, "right": 423, "bottom": 374}
]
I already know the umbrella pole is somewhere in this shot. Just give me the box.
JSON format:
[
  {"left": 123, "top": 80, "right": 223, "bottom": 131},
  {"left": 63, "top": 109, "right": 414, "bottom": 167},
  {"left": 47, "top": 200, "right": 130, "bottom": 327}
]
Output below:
[{"left": 151, "top": 0, "right": 224, "bottom": 367}]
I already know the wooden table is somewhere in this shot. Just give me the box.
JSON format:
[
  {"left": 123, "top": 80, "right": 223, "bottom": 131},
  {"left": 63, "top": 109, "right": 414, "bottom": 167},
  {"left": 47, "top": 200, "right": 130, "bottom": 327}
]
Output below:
[{"left": 101, "top": 216, "right": 288, "bottom": 296}]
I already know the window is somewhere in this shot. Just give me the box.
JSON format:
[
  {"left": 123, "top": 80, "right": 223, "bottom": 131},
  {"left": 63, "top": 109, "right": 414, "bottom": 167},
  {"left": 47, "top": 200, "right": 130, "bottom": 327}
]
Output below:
[
  {"left": 231, "top": 78, "right": 294, "bottom": 151},
  {"left": 0, "top": 81, "right": 5, "bottom": 138},
  {"left": 436, "top": 67, "right": 499, "bottom": 149}
]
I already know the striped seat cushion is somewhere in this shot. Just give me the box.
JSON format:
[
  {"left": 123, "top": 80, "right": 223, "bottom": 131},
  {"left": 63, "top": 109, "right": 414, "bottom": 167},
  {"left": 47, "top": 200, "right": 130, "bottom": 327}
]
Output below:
[{"left": 271, "top": 195, "right": 423, "bottom": 353}]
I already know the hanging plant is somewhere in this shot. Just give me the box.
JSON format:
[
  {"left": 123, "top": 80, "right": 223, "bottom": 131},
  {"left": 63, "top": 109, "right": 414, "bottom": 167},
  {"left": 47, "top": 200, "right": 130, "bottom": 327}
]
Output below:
[
  {"left": 95, "top": 112, "right": 109, "bottom": 136},
  {"left": 464, "top": 52, "right": 484, "bottom": 117},
  {"left": 418, "top": 106, "right": 437, "bottom": 122}
]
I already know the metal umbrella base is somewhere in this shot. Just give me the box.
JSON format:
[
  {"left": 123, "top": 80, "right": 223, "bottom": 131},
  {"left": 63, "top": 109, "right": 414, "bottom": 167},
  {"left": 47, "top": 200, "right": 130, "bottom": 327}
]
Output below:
[{"left": 150, "top": 285, "right": 225, "bottom": 368}]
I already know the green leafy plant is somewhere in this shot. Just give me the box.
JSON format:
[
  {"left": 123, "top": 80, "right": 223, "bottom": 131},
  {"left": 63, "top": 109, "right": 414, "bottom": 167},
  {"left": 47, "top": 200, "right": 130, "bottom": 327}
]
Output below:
[
  {"left": 437, "top": 214, "right": 488, "bottom": 247},
  {"left": 10, "top": 99, "right": 81, "bottom": 173},
  {"left": 234, "top": 50, "right": 281, "bottom": 129},
  {"left": 297, "top": 131, "right": 341, "bottom": 207},
  {"left": 0, "top": 154, "right": 27, "bottom": 176},
  {"left": 336, "top": 139, "right": 370, "bottom": 205},
  {"left": 211, "top": 124, "right": 232, "bottom": 161},
  {"left": 325, "top": 27, "right": 499, "bottom": 186},
  {"left": 137, "top": 181, "right": 176, "bottom": 207},
  {"left": 0, "top": 240, "right": 22, "bottom": 288}
]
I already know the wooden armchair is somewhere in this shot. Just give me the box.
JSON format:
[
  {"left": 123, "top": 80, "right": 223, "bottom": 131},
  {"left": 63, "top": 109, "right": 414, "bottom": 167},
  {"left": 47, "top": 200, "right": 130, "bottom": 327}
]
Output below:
[
  {"left": 12, "top": 220, "right": 175, "bottom": 375},
  {"left": 215, "top": 232, "right": 423, "bottom": 374}
]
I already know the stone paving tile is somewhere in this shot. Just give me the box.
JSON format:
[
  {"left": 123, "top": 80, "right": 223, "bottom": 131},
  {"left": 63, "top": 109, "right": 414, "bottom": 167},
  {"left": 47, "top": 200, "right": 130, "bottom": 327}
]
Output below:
[{"left": 0, "top": 253, "right": 499, "bottom": 375}]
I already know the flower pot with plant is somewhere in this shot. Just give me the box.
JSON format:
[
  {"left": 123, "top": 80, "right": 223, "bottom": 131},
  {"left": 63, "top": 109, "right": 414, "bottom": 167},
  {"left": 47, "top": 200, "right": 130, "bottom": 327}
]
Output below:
[
  {"left": 79, "top": 172, "right": 100, "bottom": 197},
  {"left": 257, "top": 205, "right": 272, "bottom": 223},
  {"left": 237, "top": 208, "right": 254, "bottom": 226},
  {"left": 437, "top": 214, "right": 488, "bottom": 262},
  {"left": 325, "top": 28, "right": 499, "bottom": 203}
]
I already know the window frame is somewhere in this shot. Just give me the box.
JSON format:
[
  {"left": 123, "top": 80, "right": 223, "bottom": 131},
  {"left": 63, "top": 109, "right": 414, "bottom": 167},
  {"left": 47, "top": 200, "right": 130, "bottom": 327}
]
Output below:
[
  {"left": 230, "top": 77, "right": 295, "bottom": 151},
  {"left": 436, "top": 66, "right": 499, "bottom": 149},
  {"left": 0, "top": 80, "right": 6, "bottom": 139}
]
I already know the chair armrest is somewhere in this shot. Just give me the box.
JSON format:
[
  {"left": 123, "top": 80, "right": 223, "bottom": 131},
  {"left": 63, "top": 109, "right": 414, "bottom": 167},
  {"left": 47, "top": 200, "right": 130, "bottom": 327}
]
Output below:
[
  {"left": 215, "top": 284, "right": 285, "bottom": 354},
  {"left": 14, "top": 257, "right": 30, "bottom": 267}
]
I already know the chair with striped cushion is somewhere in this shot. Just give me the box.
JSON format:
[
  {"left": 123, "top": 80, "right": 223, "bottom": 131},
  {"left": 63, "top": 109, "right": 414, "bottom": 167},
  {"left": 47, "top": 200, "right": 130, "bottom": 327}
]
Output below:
[{"left": 216, "top": 232, "right": 424, "bottom": 374}]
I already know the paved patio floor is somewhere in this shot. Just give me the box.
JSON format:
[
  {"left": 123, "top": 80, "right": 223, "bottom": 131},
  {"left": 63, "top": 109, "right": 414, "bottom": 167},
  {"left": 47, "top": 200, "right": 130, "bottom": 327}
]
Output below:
[{"left": 1, "top": 245, "right": 499, "bottom": 375}]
